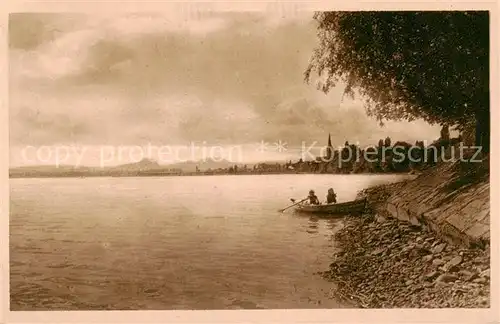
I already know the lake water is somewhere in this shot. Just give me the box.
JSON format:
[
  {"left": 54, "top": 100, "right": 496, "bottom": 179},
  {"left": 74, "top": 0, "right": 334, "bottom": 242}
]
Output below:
[{"left": 10, "top": 174, "right": 407, "bottom": 310}]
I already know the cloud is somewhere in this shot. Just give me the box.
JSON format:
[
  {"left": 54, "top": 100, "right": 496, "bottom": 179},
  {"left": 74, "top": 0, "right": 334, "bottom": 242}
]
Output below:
[{"left": 9, "top": 12, "right": 441, "bottom": 166}]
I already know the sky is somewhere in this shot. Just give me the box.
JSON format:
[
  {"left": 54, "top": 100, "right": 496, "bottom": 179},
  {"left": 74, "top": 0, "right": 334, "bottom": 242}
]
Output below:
[{"left": 9, "top": 12, "right": 442, "bottom": 167}]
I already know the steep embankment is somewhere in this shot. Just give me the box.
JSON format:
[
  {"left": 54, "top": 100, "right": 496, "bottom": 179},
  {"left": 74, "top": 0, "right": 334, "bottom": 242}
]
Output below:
[
  {"left": 322, "top": 154, "right": 490, "bottom": 308},
  {"left": 362, "top": 154, "right": 490, "bottom": 247}
]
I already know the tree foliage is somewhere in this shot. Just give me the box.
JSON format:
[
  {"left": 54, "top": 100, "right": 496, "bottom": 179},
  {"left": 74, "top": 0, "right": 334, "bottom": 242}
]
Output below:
[{"left": 305, "top": 11, "right": 489, "bottom": 151}]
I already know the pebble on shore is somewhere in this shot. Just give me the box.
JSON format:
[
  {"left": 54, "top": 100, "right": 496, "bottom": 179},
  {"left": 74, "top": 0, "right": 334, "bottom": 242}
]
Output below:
[{"left": 321, "top": 213, "right": 490, "bottom": 308}]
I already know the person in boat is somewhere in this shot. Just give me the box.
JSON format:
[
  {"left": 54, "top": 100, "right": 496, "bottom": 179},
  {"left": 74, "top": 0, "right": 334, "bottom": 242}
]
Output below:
[
  {"left": 307, "top": 190, "right": 320, "bottom": 205},
  {"left": 326, "top": 188, "right": 337, "bottom": 204}
]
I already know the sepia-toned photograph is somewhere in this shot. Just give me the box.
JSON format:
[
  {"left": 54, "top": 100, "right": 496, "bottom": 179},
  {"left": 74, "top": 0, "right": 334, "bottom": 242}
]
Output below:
[{"left": 8, "top": 7, "right": 491, "bottom": 312}]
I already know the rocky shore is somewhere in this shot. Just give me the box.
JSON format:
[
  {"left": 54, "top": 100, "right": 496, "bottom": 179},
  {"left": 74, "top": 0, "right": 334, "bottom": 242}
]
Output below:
[
  {"left": 320, "top": 185, "right": 490, "bottom": 308},
  {"left": 319, "top": 150, "right": 491, "bottom": 308}
]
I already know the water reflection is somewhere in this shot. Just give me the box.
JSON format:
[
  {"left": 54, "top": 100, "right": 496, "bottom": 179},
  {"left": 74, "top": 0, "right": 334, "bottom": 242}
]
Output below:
[{"left": 10, "top": 174, "right": 406, "bottom": 310}]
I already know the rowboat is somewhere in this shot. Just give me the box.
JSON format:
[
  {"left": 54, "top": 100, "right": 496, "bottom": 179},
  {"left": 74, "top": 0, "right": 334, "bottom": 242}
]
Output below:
[{"left": 295, "top": 198, "right": 367, "bottom": 215}]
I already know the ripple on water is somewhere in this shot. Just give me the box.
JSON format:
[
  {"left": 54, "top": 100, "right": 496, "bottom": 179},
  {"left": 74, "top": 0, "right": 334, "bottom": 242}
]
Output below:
[{"left": 10, "top": 175, "right": 406, "bottom": 309}]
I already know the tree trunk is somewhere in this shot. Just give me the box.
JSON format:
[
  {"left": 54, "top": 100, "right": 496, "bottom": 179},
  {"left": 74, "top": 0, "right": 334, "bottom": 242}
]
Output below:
[{"left": 475, "top": 109, "right": 490, "bottom": 154}]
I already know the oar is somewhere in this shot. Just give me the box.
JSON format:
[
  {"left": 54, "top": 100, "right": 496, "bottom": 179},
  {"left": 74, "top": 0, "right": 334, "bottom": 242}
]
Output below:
[{"left": 278, "top": 197, "right": 308, "bottom": 213}]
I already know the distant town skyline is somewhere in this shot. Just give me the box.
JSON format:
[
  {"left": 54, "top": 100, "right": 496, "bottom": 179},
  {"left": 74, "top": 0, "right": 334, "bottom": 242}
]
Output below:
[{"left": 9, "top": 12, "right": 442, "bottom": 167}]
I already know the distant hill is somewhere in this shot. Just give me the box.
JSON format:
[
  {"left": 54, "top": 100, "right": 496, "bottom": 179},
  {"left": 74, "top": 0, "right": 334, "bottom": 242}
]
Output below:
[
  {"left": 109, "top": 158, "right": 162, "bottom": 171},
  {"left": 9, "top": 158, "right": 249, "bottom": 177}
]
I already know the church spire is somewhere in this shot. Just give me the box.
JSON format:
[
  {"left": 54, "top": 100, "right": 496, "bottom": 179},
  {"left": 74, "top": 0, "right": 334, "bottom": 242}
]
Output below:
[{"left": 326, "top": 133, "right": 333, "bottom": 160}]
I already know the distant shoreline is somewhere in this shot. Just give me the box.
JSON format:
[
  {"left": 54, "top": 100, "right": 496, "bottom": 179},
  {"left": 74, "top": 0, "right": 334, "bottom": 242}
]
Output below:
[{"left": 9, "top": 171, "right": 414, "bottom": 179}]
